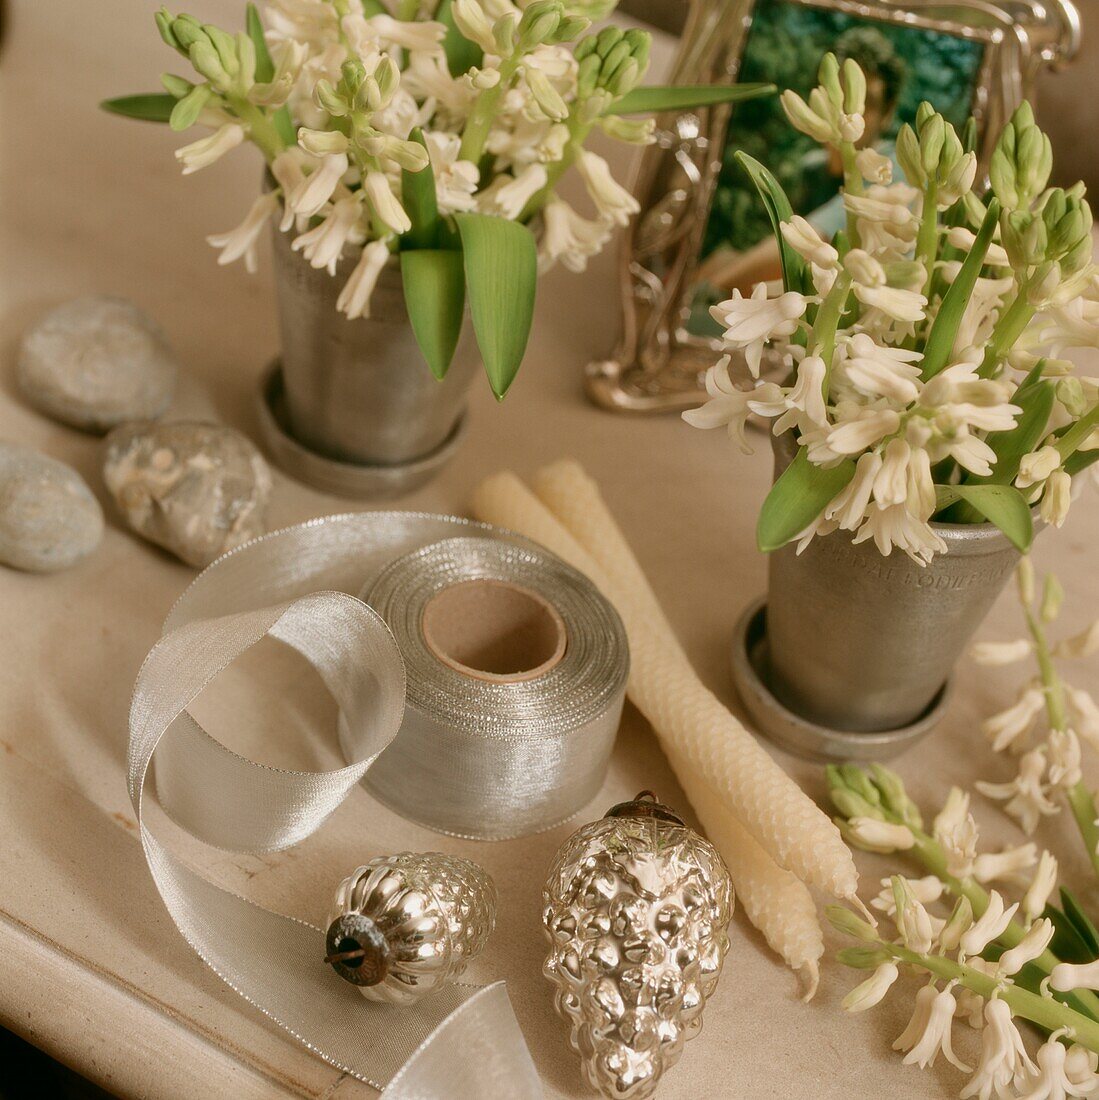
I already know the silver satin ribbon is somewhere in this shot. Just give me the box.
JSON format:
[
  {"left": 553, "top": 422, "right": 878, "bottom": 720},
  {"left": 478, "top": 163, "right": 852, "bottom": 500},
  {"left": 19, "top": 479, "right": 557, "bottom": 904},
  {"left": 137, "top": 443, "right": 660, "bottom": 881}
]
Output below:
[
  {"left": 362, "top": 537, "right": 628, "bottom": 839},
  {"left": 128, "top": 513, "right": 556, "bottom": 1097}
]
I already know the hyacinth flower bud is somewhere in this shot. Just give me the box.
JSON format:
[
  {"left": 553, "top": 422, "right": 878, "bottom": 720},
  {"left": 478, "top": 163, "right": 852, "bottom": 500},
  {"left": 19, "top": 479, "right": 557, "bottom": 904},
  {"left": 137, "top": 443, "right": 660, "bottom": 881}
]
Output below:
[
  {"left": 896, "top": 123, "right": 925, "bottom": 188},
  {"left": 554, "top": 16, "right": 589, "bottom": 43},
  {"left": 869, "top": 765, "right": 923, "bottom": 830},
  {"left": 837, "top": 764, "right": 883, "bottom": 809},
  {"left": 920, "top": 114, "right": 946, "bottom": 177},
  {"left": 1027, "top": 261, "right": 1062, "bottom": 306},
  {"left": 155, "top": 8, "right": 181, "bottom": 50},
  {"left": 189, "top": 40, "right": 230, "bottom": 90},
  {"left": 234, "top": 31, "right": 256, "bottom": 91},
  {"left": 170, "top": 14, "right": 206, "bottom": 52},
  {"left": 160, "top": 72, "right": 194, "bottom": 99},
  {"left": 203, "top": 24, "right": 240, "bottom": 78},
  {"left": 492, "top": 12, "right": 517, "bottom": 56},
  {"left": 842, "top": 58, "right": 865, "bottom": 115},
  {"left": 575, "top": 52, "right": 600, "bottom": 98},
  {"left": 818, "top": 52, "right": 842, "bottom": 109},
  {"left": 341, "top": 58, "right": 366, "bottom": 98},
  {"left": 518, "top": 0, "right": 562, "bottom": 50},
  {"left": 525, "top": 66, "right": 569, "bottom": 121},
  {"left": 298, "top": 127, "right": 350, "bottom": 157},
  {"left": 826, "top": 905, "right": 880, "bottom": 943},
  {"left": 314, "top": 78, "right": 348, "bottom": 117},
  {"left": 593, "top": 25, "right": 624, "bottom": 58},
  {"left": 374, "top": 55, "right": 400, "bottom": 107},
  {"left": 168, "top": 83, "right": 211, "bottom": 131},
  {"left": 830, "top": 786, "right": 881, "bottom": 821}
]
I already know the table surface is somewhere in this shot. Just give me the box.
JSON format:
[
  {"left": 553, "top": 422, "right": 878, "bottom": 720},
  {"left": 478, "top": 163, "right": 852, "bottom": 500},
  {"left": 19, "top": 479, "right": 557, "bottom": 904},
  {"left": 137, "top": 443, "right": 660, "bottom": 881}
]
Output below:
[{"left": 3, "top": 3, "right": 1098, "bottom": 1098}]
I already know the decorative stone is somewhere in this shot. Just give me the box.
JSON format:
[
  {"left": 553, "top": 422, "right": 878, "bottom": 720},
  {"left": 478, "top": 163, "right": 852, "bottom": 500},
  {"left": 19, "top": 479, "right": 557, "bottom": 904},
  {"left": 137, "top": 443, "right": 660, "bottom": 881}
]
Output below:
[
  {"left": 103, "top": 421, "right": 272, "bottom": 568},
  {"left": 18, "top": 297, "right": 178, "bottom": 432},
  {"left": 0, "top": 444, "right": 103, "bottom": 573}
]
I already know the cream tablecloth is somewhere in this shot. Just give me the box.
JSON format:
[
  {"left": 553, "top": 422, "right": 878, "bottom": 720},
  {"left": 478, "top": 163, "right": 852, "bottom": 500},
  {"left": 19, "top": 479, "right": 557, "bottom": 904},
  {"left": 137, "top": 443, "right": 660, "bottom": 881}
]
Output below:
[{"left": 2, "top": 2, "right": 1097, "bottom": 1097}]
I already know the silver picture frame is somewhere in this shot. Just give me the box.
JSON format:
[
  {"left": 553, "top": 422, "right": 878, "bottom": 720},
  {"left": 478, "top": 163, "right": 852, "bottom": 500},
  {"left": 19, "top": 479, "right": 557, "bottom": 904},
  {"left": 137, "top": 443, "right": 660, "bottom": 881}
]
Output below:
[{"left": 588, "top": 0, "right": 1081, "bottom": 414}]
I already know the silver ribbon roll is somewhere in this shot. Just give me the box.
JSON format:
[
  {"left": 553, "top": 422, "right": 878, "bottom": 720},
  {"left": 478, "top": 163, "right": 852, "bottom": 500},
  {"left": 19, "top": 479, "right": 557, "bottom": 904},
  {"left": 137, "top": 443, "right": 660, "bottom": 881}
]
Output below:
[
  {"left": 361, "top": 537, "right": 629, "bottom": 839},
  {"left": 130, "top": 512, "right": 585, "bottom": 1098}
]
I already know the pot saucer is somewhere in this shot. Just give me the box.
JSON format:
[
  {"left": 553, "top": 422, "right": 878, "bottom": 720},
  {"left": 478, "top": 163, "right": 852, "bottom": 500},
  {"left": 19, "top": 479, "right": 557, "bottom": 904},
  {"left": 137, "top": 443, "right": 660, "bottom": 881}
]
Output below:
[
  {"left": 730, "top": 597, "right": 950, "bottom": 762},
  {"left": 256, "top": 361, "right": 467, "bottom": 499}
]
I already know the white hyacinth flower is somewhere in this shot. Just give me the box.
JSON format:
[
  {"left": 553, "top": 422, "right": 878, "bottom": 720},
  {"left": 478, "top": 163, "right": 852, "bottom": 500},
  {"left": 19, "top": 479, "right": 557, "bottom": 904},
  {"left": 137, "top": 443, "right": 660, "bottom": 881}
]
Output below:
[
  {"left": 852, "top": 503, "right": 946, "bottom": 566},
  {"left": 1040, "top": 468, "right": 1073, "bottom": 527},
  {"left": 972, "top": 842, "right": 1038, "bottom": 886},
  {"left": 1064, "top": 1045, "right": 1099, "bottom": 1094},
  {"left": 872, "top": 437, "right": 914, "bottom": 508},
  {"left": 871, "top": 875, "right": 944, "bottom": 916},
  {"left": 895, "top": 986, "right": 970, "bottom": 1072},
  {"left": 824, "top": 407, "right": 901, "bottom": 456},
  {"left": 709, "top": 283, "right": 807, "bottom": 378},
  {"left": 780, "top": 215, "right": 838, "bottom": 270},
  {"left": 539, "top": 198, "right": 610, "bottom": 274},
  {"left": 288, "top": 151, "right": 349, "bottom": 218},
  {"left": 478, "top": 164, "right": 548, "bottom": 221},
  {"left": 1056, "top": 621, "right": 1099, "bottom": 660},
  {"left": 363, "top": 171, "right": 411, "bottom": 235},
  {"left": 1023, "top": 850, "right": 1059, "bottom": 924},
  {"left": 959, "top": 890, "right": 1018, "bottom": 957},
  {"left": 843, "top": 184, "right": 919, "bottom": 251},
  {"left": 206, "top": 192, "right": 280, "bottom": 274},
  {"left": 368, "top": 13, "right": 447, "bottom": 53},
  {"left": 977, "top": 749, "right": 1059, "bottom": 834},
  {"left": 270, "top": 148, "right": 309, "bottom": 232},
  {"left": 846, "top": 817, "right": 916, "bottom": 853},
  {"left": 971, "top": 638, "right": 1033, "bottom": 666},
  {"left": 960, "top": 997, "right": 1035, "bottom": 1099},
  {"left": 422, "top": 131, "right": 479, "bottom": 215},
  {"left": 933, "top": 788, "right": 979, "bottom": 878},
  {"left": 576, "top": 151, "right": 640, "bottom": 227},
  {"left": 1052, "top": 958, "right": 1099, "bottom": 992},
  {"left": 824, "top": 450, "right": 882, "bottom": 531},
  {"left": 747, "top": 354, "right": 828, "bottom": 435},
  {"left": 845, "top": 249, "right": 928, "bottom": 324},
  {"left": 1066, "top": 686, "right": 1099, "bottom": 750},
  {"left": 1047, "top": 727, "right": 1082, "bottom": 789},
  {"left": 997, "top": 916, "right": 1054, "bottom": 976},
  {"left": 841, "top": 962, "right": 899, "bottom": 1013},
  {"left": 982, "top": 684, "right": 1046, "bottom": 752},
  {"left": 682, "top": 361, "right": 783, "bottom": 454},
  {"left": 1017, "top": 445, "right": 1063, "bottom": 490},
  {"left": 1018, "top": 1034, "right": 1093, "bottom": 1099},
  {"left": 291, "top": 195, "right": 361, "bottom": 275},
  {"left": 855, "top": 147, "right": 893, "bottom": 184},
  {"left": 946, "top": 225, "right": 1012, "bottom": 269},
  {"left": 174, "top": 122, "right": 246, "bottom": 175},
  {"left": 336, "top": 238, "right": 392, "bottom": 321},
  {"left": 894, "top": 882, "right": 936, "bottom": 954},
  {"left": 840, "top": 333, "right": 923, "bottom": 403}
]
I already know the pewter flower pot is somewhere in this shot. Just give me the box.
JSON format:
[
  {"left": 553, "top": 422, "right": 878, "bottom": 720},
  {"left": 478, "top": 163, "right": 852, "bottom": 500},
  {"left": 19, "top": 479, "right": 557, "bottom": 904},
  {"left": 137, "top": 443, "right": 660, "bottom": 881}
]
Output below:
[
  {"left": 270, "top": 226, "right": 479, "bottom": 468},
  {"left": 764, "top": 431, "right": 1025, "bottom": 733}
]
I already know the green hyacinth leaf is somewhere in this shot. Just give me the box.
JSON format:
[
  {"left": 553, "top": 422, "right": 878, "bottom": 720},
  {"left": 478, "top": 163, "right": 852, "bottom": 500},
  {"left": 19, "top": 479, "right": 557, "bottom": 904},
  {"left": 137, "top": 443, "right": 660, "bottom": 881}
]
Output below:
[
  {"left": 454, "top": 212, "right": 537, "bottom": 399},
  {"left": 100, "top": 93, "right": 176, "bottom": 122},
  {"left": 400, "top": 249, "right": 466, "bottom": 381},
  {"left": 921, "top": 199, "right": 1000, "bottom": 379},
  {"left": 756, "top": 447, "right": 855, "bottom": 553},
  {"left": 401, "top": 128, "right": 441, "bottom": 251},
  {"left": 605, "top": 83, "right": 775, "bottom": 116},
  {"left": 941, "top": 484, "right": 1034, "bottom": 550},
  {"left": 735, "top": 151, "right": 810, "bottom": 297}
]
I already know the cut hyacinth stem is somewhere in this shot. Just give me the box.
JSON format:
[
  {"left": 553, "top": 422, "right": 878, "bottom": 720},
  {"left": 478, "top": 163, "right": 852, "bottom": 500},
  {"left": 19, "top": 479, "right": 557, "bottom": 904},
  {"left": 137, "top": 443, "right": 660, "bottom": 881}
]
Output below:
[
  {"left": 829, "top": 766, "right": 1099, "bottom": 1021},
  {"left": 883, "top": 943, "right": 1099, "bottom": 1053}
]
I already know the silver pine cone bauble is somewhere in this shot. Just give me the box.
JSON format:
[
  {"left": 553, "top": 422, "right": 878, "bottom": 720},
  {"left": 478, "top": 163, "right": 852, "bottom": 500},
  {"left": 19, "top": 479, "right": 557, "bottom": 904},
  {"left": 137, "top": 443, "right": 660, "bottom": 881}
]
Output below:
[
  {"left": 542, "top": 792, "right": 734, "bottom": 1099},
  {"left": 325, "top": 852, "right": 496, "bottom": 1005}
]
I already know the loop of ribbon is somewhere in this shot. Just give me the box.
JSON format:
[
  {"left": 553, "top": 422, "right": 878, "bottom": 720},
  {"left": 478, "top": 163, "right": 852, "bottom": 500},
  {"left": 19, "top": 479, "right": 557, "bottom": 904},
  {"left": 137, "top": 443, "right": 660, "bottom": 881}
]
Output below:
[{"left": 128, "top": 514, "right": 545, "bottom": 1097}]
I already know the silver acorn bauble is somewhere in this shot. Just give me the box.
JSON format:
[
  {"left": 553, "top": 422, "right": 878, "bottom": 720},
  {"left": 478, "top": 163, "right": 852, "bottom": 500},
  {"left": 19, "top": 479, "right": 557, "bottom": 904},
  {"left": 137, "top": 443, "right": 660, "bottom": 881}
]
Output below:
[
  {"left": 325, "top": 852, "right": 496, "bottom": 1005},
  {"left": 542, "top": 792, "right": 734, "bottom": 1100}
]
